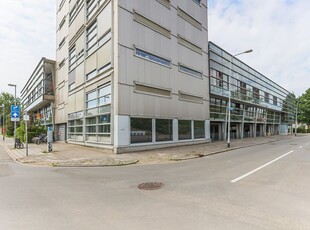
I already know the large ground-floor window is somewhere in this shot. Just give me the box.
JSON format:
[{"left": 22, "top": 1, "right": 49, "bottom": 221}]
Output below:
[
  {"left": 68, "top": 111, "right": 84, "bottom": 141},
  {"left": 178, "top": 120, "right": 192, "bottom": 140},
  {"left": 130, "top": 118, "right": 152, "bottom": 144},
  {"left": 68, "top": 82, "right": 111, "bottom": 144},
  {"left": 130, "top": 117, "right": 206, "bottom": 144},
  {"left": 156, "top": 119, "right": 173, "bottom": 142},
  {"left": 85, "top": 83, "right": 111, "bottom": 143}
]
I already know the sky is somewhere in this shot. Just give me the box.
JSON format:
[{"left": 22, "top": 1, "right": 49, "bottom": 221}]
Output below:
[
  {"left": 0, "top": 0, "right": 56, "bottom": 97},
  {"left": 208, "top": 0, "right": 310, "bottom": 97},
  {"left": 0, "top": 0, "right": 308, "bottom": 98}
]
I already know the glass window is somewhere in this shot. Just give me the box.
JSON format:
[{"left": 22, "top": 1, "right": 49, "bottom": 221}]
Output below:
[
  {"left": 156, "top": 119, "right": 173, "bottom": 142},
  {"left": 86, "top": 69, "right": 97, "bottom": 81},
  {"left": 179, "top": 65, "right": 202, "bottom": 78},
  {"left": 98, "top": 125, "right": 110, "bottom": 133},
  {"left": 131, "top": 118, "right": 152, "bottom": 144},
  {"left": 135, "top": 48, "right": 171, "bottom": 67},
  {"left": 86, "top": 22, "right": 97, "bottom": 52},
  {"left": 68, "top": 114, "right": 84, "bottom": 141},
  {"left": 84, "top": 83, "right": 112, "bottom": 143},
  {"left": 86, "top": 126, "right": 96, "bottom": 133},
  {"left": 86, "top": 117, "right": 96, "bottom": 125},
  {"left": 99, "top": 114, "right": 110, "bottom": 124},
  {"left": 69, "top": 47, "right": 76, "bottom": 71},
  {"left": 86, "top": 0, "right": 97, "bottom": 20},
  {"left": 86, "top": 99, "right": 97, "bottom": 109},
  {"left": 273, "top": 96, "right": 277, "bottom": 105},
  {"left": 98, "top": 30, "right": 111, "bottom": 47},
  {"left": 178, "top": 120, "right": 192, "bottom": 140},
  {"left": 194, "top": 121, "right": 205, "bottom": 139}
]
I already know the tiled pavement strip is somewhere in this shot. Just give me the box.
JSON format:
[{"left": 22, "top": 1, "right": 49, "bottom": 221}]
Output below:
[{"left": 0, "top": 134, "right": 295, "bottom": 167}]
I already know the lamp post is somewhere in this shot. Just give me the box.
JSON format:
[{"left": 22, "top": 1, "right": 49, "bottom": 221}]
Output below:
[
  {"left": 227, "top": 49, "right": 253, "bottom": 148},
  {"left": 8, "top": 84, "right": 17, "bottom": 148}
]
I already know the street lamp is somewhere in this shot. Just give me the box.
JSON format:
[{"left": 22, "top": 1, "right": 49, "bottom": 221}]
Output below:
[
  {"left": 227, "top": 49, "right": 253, "bottom": 148},
  {"left": 8, "top": 83, "right": 17, "bottom": 148}
]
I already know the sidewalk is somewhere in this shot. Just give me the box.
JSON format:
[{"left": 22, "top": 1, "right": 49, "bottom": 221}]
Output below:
[{"left": 0, "top": 134, "right": 297, "bottom": 167}]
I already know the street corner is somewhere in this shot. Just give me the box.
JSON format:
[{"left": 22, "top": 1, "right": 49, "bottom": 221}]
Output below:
[{"left": 15, "top": 155, "right": 56, "bottom": 167}]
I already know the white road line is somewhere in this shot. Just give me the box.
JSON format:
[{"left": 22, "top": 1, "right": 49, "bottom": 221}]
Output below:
[
  {"left": 230, "top": 150, "right": 295, "bottom": 183},
  {"left": 299, "top": 146, "right": 303, "bottom": 149}
]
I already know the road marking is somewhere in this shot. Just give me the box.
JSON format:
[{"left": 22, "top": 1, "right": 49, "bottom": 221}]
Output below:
[
  {"left": 230, "top": 150, "right": 295, "bottom": 183},
  {"left": 299, "top": 146, "right": 303, "bottom": 149}
]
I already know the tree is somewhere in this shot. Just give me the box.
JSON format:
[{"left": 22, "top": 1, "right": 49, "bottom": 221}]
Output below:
[
  {"left": 298, "top": 88, "right": 310, "bottom": 125},
  {"left": 0, "top": 92, "right": 21, "bottom": 137}
]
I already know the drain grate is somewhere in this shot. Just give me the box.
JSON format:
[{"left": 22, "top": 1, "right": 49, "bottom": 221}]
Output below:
[{"left": 138, "top": 182, "right": 164, "bottom": 191}]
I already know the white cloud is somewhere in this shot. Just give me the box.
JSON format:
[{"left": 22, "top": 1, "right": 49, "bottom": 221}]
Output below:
[
  {"left": 0, "top": 0, "right": 55, "bottom": 97},
  {"left": 208, "top": 0, "right": 310, "bottom": 96}
]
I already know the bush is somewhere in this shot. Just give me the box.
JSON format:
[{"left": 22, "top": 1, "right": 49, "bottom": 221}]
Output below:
[
  {"left": 31, "top": 125, "right": 47, "bottom": 136},
  {"left": 26, "top": 132, "right": 37, "bottom": 143},
  {"left": 297, "top": 126, "right": 307, "bottom": 133},
  {"left": 15, "top": 123, "right": 25, "bottom": 142}
]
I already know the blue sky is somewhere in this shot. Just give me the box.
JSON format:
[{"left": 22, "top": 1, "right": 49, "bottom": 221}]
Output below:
[
  {"left": 0, "top": 0, "right": 308, "bottom": 97},
  {"left": 208, "top": 0, "right": 310, "bottom": 96}
]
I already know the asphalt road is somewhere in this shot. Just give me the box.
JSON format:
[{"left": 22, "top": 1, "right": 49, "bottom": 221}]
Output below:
[{"left": 0, "top": 135, "right": 310, "bottom": 230}]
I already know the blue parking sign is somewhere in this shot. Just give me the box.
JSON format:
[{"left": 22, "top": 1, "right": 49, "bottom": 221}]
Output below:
[{"left": 11, "top": 105, "right": 20, "bottom": 121}]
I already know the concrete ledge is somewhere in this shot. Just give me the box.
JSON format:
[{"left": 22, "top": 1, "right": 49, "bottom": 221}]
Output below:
[{"left": 115, "top": 139, "right": 212, "bottom": 154}]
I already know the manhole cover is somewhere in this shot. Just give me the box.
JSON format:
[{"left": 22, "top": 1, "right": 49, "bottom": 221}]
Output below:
[{"left": 138, "top": 182, "right": 164, "bottom": 191}]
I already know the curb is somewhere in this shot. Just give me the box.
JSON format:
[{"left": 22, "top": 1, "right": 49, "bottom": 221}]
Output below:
[
  {"left": 1, "top": 143, "right": 19, "bottom": 161},
  {"left": 51, "top": 159, "right": 140, "bottom": 167},
  {"left": 15, "top": 158, "right": 140, "bottom": 167},
  {"left": 169, "top": 137, "right": 293, "bottom": 161}
]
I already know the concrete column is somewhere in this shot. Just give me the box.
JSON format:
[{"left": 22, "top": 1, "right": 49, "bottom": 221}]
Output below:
[
  {"left": 205, "top": 120, "right": 210, "bottom": 140},
  {"left": 173, "top": 119, "right": 178, "bottom": 142},
  {"left": 241, "top": 108, "right": 245, "bottom": 139},
  {"left": 114, "top": 115, "right": 130, "bottom": 147}
]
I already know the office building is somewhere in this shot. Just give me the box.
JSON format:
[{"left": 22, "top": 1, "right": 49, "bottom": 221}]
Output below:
[
  {"left": 209, "top": 42, "right": 295, "bottom": 141},
  {"left": 55, "top": 0, "right": 210, "bottom": 152},
  {"left": 20, "top": 58, "right": 56, "bottom": 127}
]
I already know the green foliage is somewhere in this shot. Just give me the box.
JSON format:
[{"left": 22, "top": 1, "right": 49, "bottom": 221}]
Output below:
[
  {"left": 16, "top": 122, "right": 25, "bottom": 142},
  {"left": 5, "top": 114, "right": 18, "bottom": 137},
  {"left": 298, "top": 88, "right": 310, "bottom": 125},
  {"left": 297, "top": 126, "right": 307, "bottom": 133},
  {"left": 31, "top": 125, "right": 47, "bottom": 136},
  {"left": 26, "top": 132, "right": 37, "bottom": 143},
  {"left": 0, "top": 92, "right": 21, "bottom": 137}
]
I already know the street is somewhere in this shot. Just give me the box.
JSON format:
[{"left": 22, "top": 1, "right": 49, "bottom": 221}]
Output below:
[{"left": 0, "top": 135, "right": 310, "bottom": 230}]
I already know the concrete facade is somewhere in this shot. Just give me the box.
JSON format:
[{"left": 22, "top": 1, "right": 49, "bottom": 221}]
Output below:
[{"left": 55, "top": 0, "right": 210, "bottom": 153}]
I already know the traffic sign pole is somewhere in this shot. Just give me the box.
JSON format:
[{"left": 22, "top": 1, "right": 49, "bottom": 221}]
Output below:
[{"left": 24, "top": 112, "right": 29, "bottom": 156}]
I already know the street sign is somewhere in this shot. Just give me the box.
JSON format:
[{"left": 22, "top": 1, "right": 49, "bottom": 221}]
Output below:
[
  {"left": 11, "top": 105, "right": 20, "bottom": 121},
  {"left": 23, "top": 115, "right": 29, "bottom": 121}
]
